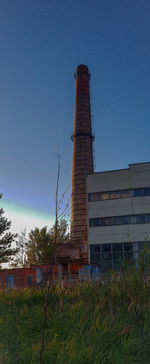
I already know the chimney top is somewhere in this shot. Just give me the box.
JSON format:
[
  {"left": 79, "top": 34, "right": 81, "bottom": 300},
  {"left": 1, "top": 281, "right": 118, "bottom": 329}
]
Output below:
[{"left": 74, "top": 64, "right": 90, "bottom": 79}]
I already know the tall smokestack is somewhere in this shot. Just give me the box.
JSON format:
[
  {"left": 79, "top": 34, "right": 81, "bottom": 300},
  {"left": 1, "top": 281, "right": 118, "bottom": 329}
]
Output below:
[{"left": 71, "top": 65, "right": 94, "bottom": 243}]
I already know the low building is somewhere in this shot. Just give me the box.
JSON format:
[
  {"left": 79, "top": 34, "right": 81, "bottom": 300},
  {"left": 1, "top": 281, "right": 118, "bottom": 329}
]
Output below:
[
  {"left": 0, "top": 265, "right": 56, "bottom": 289},
  {"left": 0, "top": 263, "right": 85, "bottom": 289},
  {"left": 87, "top": 162, "right": 150, "bottom": 272}
]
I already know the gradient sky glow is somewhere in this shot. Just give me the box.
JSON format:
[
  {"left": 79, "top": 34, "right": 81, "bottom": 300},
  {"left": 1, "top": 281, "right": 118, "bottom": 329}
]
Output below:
[
  {"left": 0, "top": 0, "right": 150, "bottom": 234},
  {"left": 1, "top": 200, "right": 53, "bottom": 234}
]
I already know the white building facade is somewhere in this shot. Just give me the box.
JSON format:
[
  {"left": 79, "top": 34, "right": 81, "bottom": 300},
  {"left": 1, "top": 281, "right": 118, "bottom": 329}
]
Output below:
[{"left": 87, "top": 162, "right": 150, "bottom": 272}]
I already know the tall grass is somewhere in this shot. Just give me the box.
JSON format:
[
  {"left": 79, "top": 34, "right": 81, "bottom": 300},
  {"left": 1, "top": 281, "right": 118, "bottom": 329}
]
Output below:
[{"left": 1, "top": 256, "right": 150, "bottom": 363}]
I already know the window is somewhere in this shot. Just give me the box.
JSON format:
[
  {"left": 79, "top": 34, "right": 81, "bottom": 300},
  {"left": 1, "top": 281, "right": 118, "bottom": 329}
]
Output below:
[
  {"left": 95, "top": 245, "right": 101, "bottom": 252},
  {"left": 143, "top": 188, "right": 150, "bottom": 196},
  {"left": 101, "top": 217, "right": 109, "bottom": 226},
  {"left": 89, "top": 214, "right": 150, "bottom": 228},
  {"left": 102, "top": 260, "right": 112, "bottom": 271},
  {"left": 90, "top": 218, "right": 100, "bottom": 227},
  {"left": 110, "top": 191, "right": 120, "bottom": 199},
  {"left": 90, "top": 245, "right": 96, "bottom": 253},
  {"left": 113, "top": 261, "right": 121, "bottom": 271},
  {"left": 120, "top": 190, "right": 130, "bottom": 198},
  {"left": 131, "top": 216, "right": 137, "bottom": 224},
  {"left": 27, "top": 275, "right": 33, "bottom": 287},
  {"left": 90, "top": 253, "right": 101, "bottom": 265},
  {"left": 124, "top": 243, "right": 133, "bottom": 251},
  {"left": 88, "top": 187, "right": 150, "bottom": 202},
  {"left": 136, "top": 215, "right": 145, "bottom": 224},
  {"left": 113, "top": 243, "right": 123, "bottom": 251},
  {"left": 145, "top": 215, "right": 150, "bottom": 223},
  {"left": 90, "top": 242, "right": 150, "bottom": 273},
  {"left": 121, "top": 216, "right": 130, "bottom": 225},
  {"left": 102, "top": 252, "right": 112, "bottom": 260},
  {"left": 138, "top": 242, "right": 150, "bottom": 251},
  {"left": 111, "top": 217, "right": 118, "bottom": 225},
  {"left": 88, "top": 193, "right": 100, "bottom": 202},
  {"left": 101, "top": 192, "right": 109, "bottom": 200},
  {"left": 7, "top": 276, "right": 14, "bottom": 289},
  {"left": 113, "top": 252, "right": 123, "bottom": 261},
  {"left": 124, "top": 252, "right": 133, "bottom": 260},
  {"left": 132, "top": 189, "right": 143, "bottom": 197}
]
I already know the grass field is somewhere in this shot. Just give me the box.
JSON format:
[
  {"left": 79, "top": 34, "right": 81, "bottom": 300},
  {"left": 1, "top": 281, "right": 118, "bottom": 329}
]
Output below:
[{"left": 1, "top": 261, "right": 150, "bottom": 363}]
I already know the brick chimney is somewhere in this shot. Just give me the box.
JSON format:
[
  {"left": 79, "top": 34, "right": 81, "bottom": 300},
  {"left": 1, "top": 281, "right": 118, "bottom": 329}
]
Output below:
[{"left": 71, "top": 65, "right": 94, "bottom": 244}]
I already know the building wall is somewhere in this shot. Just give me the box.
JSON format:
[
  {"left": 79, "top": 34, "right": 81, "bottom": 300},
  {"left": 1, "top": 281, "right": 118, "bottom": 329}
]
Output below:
[
  {"left": 0, "top": 267, "right": 37, "bottom": 289},
  {"left": 0, "top": 263, "right": 84, "bottom": 288},
  {"left": 87, "top": 162, "right": 150, "bottom": 265}
]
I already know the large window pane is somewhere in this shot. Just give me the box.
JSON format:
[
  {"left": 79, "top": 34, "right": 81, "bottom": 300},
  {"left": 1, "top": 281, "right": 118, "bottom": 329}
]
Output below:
[
  {"left": 124, "top": 252, "right": 133, "bottom": 260},
  {"left": 116, "top": 216, "right": 122, "bottom": 225},
  {"left": 111, "top": 217, "right": 118, "bottom": 225},
  {"left": 145, "top": 214, "right": 150, "bottom": 223},
  {"left": 102, "top": 252, "right": 112, "bottom": 260},
  {"left": 88, "top": 194, "right": 92, "bottom": 201},
  {"left": 102, "top": 260, "right": 112, "bottom": 272},
  {"left": 88, "top": 193, "right": 100, "bottom": 202},
  {"left": 102, "top": 244, "right": 111, "bottom": 252},
  {"left": 95, "top": 245, "right": 101, "bottom": 252},
  {"left": 110, "top": 191, "right": 120, "bottom": 199},
  {"left": 132, "top": 189, "right": 143, "bottom": 197},
  {"left": 93, "top": 255, "right": 101, "bottom": 265},
  {"left": 90, "top": 245, "right": 95, "bottom": 253},
  {"left": 113, "top": 243, "right": 123, "bottom": 251},
  {"left": 121, "top": 216, "right": 130, "bottom": 224},
  {"left": 132, "top": 216, "right": 137, "bottom": 224},
  {"left": 136, "top": 215, "right": 145, "bottom": 224},
  {"left": 101, "top": 217, "right": 111, "bottom": 226},
  {"left": 27, "top": 275, "right": 33, "bottom": 287},
  {"left": 89, "top": 218, "right": 100, "bottom": 227},
  {"left": 124, "top": 243, "right": 133, "bottom": 251},
  {"left": 120, "top": 190, "right": 130, "bottom": 198},
  {"left": 113, "top": 252, "right": 123, "bottom": 261},
  {"left": 101, "top": 192, "right": 109, "bottom": 200},
  {"left": 143, "top": 188, "right": 150, "bottom": 196}
]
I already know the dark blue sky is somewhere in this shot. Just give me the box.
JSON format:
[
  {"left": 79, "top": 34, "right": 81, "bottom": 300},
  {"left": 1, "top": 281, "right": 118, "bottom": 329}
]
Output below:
[{"left": 0, "top": 0, "right": 150, "bottom": 232}]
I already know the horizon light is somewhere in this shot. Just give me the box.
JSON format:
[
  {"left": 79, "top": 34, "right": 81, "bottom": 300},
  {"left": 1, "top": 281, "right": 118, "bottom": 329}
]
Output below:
[{"left": 0, "top": 199, "right": 54, "bottom": 235}]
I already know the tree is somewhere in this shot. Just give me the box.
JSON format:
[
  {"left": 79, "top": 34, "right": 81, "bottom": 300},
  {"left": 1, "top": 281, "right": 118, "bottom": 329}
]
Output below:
[
  {"left": 26, "top": 226, "right": 55, "bottom": 265},
  {"left": 11, "top": 229, "right": 28, "bottom": 268},
  {"left": 26, "top": 219, "right": 69, "bottom": 265},
  {"left": 0, "top": 194, "right": 18, "bottom": 264},
  {"left": 50, "top": 218, "right": 70, "bottom": 244},
  {"left": 54, "top": 153, "right": 70, "bottom": 244}
]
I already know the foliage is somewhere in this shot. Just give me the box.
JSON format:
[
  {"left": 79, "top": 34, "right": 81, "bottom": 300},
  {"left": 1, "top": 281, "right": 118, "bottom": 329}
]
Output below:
[
  {"left": 50, "top": 218, "right": 70, "bottom": 244},
  {"left": 11, "top": 219, "right": 69, "bottom": 267},
  {"left": 11, "top": 230, "right": 28, "bottom": 268},
  {"left": 0, "top": 194, "right": 18, "bottom": 264},
  {"left": 1, "top": 260, "right": 150, "bottom": 363},
  {"left": 25, "top": 219, "right": 69, "bottom": 266},
  {"left": 26, "top": 226, "right": 55, "bottom": 265}
]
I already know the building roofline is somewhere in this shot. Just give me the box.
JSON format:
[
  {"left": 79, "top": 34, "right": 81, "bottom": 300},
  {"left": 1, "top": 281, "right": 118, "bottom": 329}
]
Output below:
[
  {"left": 128, "top": 161, "right": 150, "bottom": 166},
  {"left": 87, "top": 161, "right": 150, "bottom": 177},
  {"left": 87, "top": 168, "right": 128, "bottom": 176}
]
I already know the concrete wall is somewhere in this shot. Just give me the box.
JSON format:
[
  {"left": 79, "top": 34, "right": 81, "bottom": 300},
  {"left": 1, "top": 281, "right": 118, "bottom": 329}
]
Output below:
[{"left": 87, "top": 162, "right": 150, "bottom": 258}]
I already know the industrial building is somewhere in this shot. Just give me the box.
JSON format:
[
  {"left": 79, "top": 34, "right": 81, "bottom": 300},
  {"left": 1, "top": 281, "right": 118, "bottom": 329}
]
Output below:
[
  {"left": 87, "top": 162, "right": 150, "bottom": 271},
  {"left": 57, "top": 65, "right": 150, "bottom": 276},
  {"left": 2, "top": 65, "right": 150, "bottom": 285}
]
